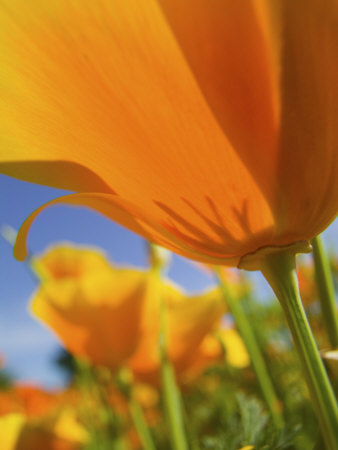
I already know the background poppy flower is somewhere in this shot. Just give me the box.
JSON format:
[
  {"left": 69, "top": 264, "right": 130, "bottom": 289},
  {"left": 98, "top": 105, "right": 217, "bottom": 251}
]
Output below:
[
  {"left": 31, "top": 246, "right": 147, "bottom": 370},
  {"left": 0, "top": 384, "right": 88, "bottom": 450},
  {"left": 0, "top": 410, "right": 88, "bottom": 450},
  {"left": 128, "top": 283, "right": 226, "bottom": 384},
  {"left": 31, "top": 244, "right": 226, "bottom": 382}
]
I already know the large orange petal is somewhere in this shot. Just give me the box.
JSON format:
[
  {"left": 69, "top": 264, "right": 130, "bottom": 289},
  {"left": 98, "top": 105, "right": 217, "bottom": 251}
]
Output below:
[
  {"left": 1, "top": 0, "right": 276, "bottom": 261},
  {"left": 1, "top": 0, "right": 336, "bottom": 263},
  {"left": 158, "top": 0, "right": 280, "bottom": 202},
  {"left": 276, "top": 0, "right": 338, "bottom": 240},
  {"left": 159, "top": 0, "right": 338, "bottom": 241}
]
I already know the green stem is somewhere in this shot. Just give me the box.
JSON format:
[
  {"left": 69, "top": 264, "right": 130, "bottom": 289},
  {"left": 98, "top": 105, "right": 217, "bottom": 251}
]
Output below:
[
  {"left": 215, "top": 270, "right": 284, "bottom": 429},
  {"left": 311, "top": 235, "right": 338, "bottom": 349},
  {"left": 74, "top": 360, "right": 102, "bottom": 450},
  {"left": 129, "top": 396, "right": 156, "bottom": 450},
  {"left": 157, "top": 270, "right": 188, "bottom": 450},
  {"left": 117, "top": 368, "right": 156, "bottom": 450},
  {"left": 147, "top": 244, "right": 188, "bottom": 450},
  {"left": 260, "top": 250, "right": 338, "bottom": 450}
]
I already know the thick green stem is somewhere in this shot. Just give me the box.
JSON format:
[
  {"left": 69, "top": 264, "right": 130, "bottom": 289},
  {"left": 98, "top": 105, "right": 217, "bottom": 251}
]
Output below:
[
  {"left": 311, "top": 235, "right": 338, "bottom": 349},
  {"left": 215, "top": 270, "right": 284, "bottom": 429},
  {"left": 129, "top": 397, "right": 156, "bottom": 450},
  {"left": 260, "top": 251, "right": 338, "bottom": 450}
]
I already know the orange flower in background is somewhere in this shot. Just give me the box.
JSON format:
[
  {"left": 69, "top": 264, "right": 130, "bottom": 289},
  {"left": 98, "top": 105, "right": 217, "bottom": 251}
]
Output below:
[
  {"left": 0, "top": 385, "right": 61, "bottom": 418},
  {"left": 33, "top": 245, "right": 112, "bottom": 280},
  {"left": 0, "top": 411, "right": 88, "bottom": 450},
  {"left": 128, "top": 282, "right": 226, "bottom": 383},
  {"left": 0, "top": 1, "right": 337, "bottom": 266},
  {"left": 0, "top": 384, "right": 88, "bottom": 450},
  {"left": 31, "top": 246, "right": 147, "bottom": 370},
  {"left": 297, "top": 259, "right": 318, "bottom": 306},
  {"left": 31, "top": 245, "right": 226, "bottom": 379},
  {"left": 181, "top": 327, "right": 250, "bottom": 383}
]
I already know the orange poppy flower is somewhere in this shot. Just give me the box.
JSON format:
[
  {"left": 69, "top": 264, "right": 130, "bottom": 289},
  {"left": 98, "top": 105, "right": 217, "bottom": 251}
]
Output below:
[
  {"left": 31, "top": 245, "right": 226, "bottom": 379},
  {"left": 128, "top": 281, "right": 226, "bottom": 384},
  {"left": 0, "top": 385, "right": 61, "bottom": 419},
  {"left": 0, "top": 1, "right": 336, "bottom": 266},
  {"left": 33, "top": 244, "right": 112, "bottom": 280},
  {"left": 0, "top": 384, "right": 88, "bottom": 450},
  {"left": 31, "top": 246, "right": 148, "bottom": 370},
  {"left": 180, "top": 327, "right": 250, "bottom": 383},
  {"left": 297, "top": 259, "right": 318, "bottom": 306}
]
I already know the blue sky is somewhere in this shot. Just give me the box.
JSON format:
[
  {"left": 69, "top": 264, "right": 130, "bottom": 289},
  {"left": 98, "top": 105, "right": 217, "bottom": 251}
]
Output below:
[{"left": 0, "top": 174, "right": 337, "bottom": 387}]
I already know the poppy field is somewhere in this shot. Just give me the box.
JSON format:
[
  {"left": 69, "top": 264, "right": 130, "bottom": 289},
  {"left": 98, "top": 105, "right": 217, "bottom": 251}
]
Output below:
[{"left": 0, "top": 1, "right": 337, "bottom": 449}]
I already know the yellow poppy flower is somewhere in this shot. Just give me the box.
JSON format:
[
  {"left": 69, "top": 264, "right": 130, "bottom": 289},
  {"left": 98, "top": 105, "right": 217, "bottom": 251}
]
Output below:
[
  {"left": 0, "top": 1, "right": 336, "bottom": 266},
  {"left": 31, "top": 246, "right": 148, "bottom": 369}
]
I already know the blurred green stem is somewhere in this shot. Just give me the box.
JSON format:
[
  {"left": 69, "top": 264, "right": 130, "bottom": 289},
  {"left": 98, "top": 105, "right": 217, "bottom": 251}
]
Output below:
[
  {"left": 151, "top": 262, "right": 188, "bottom": 450},
  {"left": 74, "top": 360, "right": 102, "bottom": 450},
  {"left": 215, "top": 269, "right": 284, "bottom": 429},
  {"left": 129, "top": 396, "right": 156, "bottom": 450},
  {"left": 159, "top": 312, "right": 188, "bottom": 450},
  {"left": 311, "top": 235, "right": 338, "bottom": 349},
  {"left": 117, "top": 367, "right": 156, "bottom": 450},
  {"left": 260, "top": 250, "right": 338, "bottom": 450}
]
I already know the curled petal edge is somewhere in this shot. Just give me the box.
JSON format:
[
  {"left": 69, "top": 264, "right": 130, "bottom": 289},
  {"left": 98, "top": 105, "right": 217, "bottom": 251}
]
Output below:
[{"left": 13, "top": 193, "right": 241, "bottom": 266}]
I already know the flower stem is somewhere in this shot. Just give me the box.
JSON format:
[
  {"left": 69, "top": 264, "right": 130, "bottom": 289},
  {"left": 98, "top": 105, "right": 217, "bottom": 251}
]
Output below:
[
  {"left": 129, "top": 396, "right": 156, "bottom": 450},
  {"left": 311, "top": 235, "right": 338, "bottom": 349},
  {"left": 158, "top": 281, "right": 189, "bottom": 450},
  {"left": 215, "top": 269, "right": 284, "bottom": 429},
  {"left": 259, "top": 250, "right": 338, "bottom": 450},
  {"left": 148, "top": 244, "right": 188, "bottom": 450},
  {"left": 116, "top": 367, "right": 156, "bottom": 450}
]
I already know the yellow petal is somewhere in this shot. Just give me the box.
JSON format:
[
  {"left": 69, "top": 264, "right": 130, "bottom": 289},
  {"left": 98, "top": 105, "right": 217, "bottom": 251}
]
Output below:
[
  {"left": 33, "top": 245, "right": 112, "bottom": 281},
  {"left": 219, "top": 328, "right": 250, "bottom": 369},
  {"left": 0, "top": 413, "right": 25, "bottom": 450},
  {"left": 51, "top": 409, "right": 89, "bottom": 444}
]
